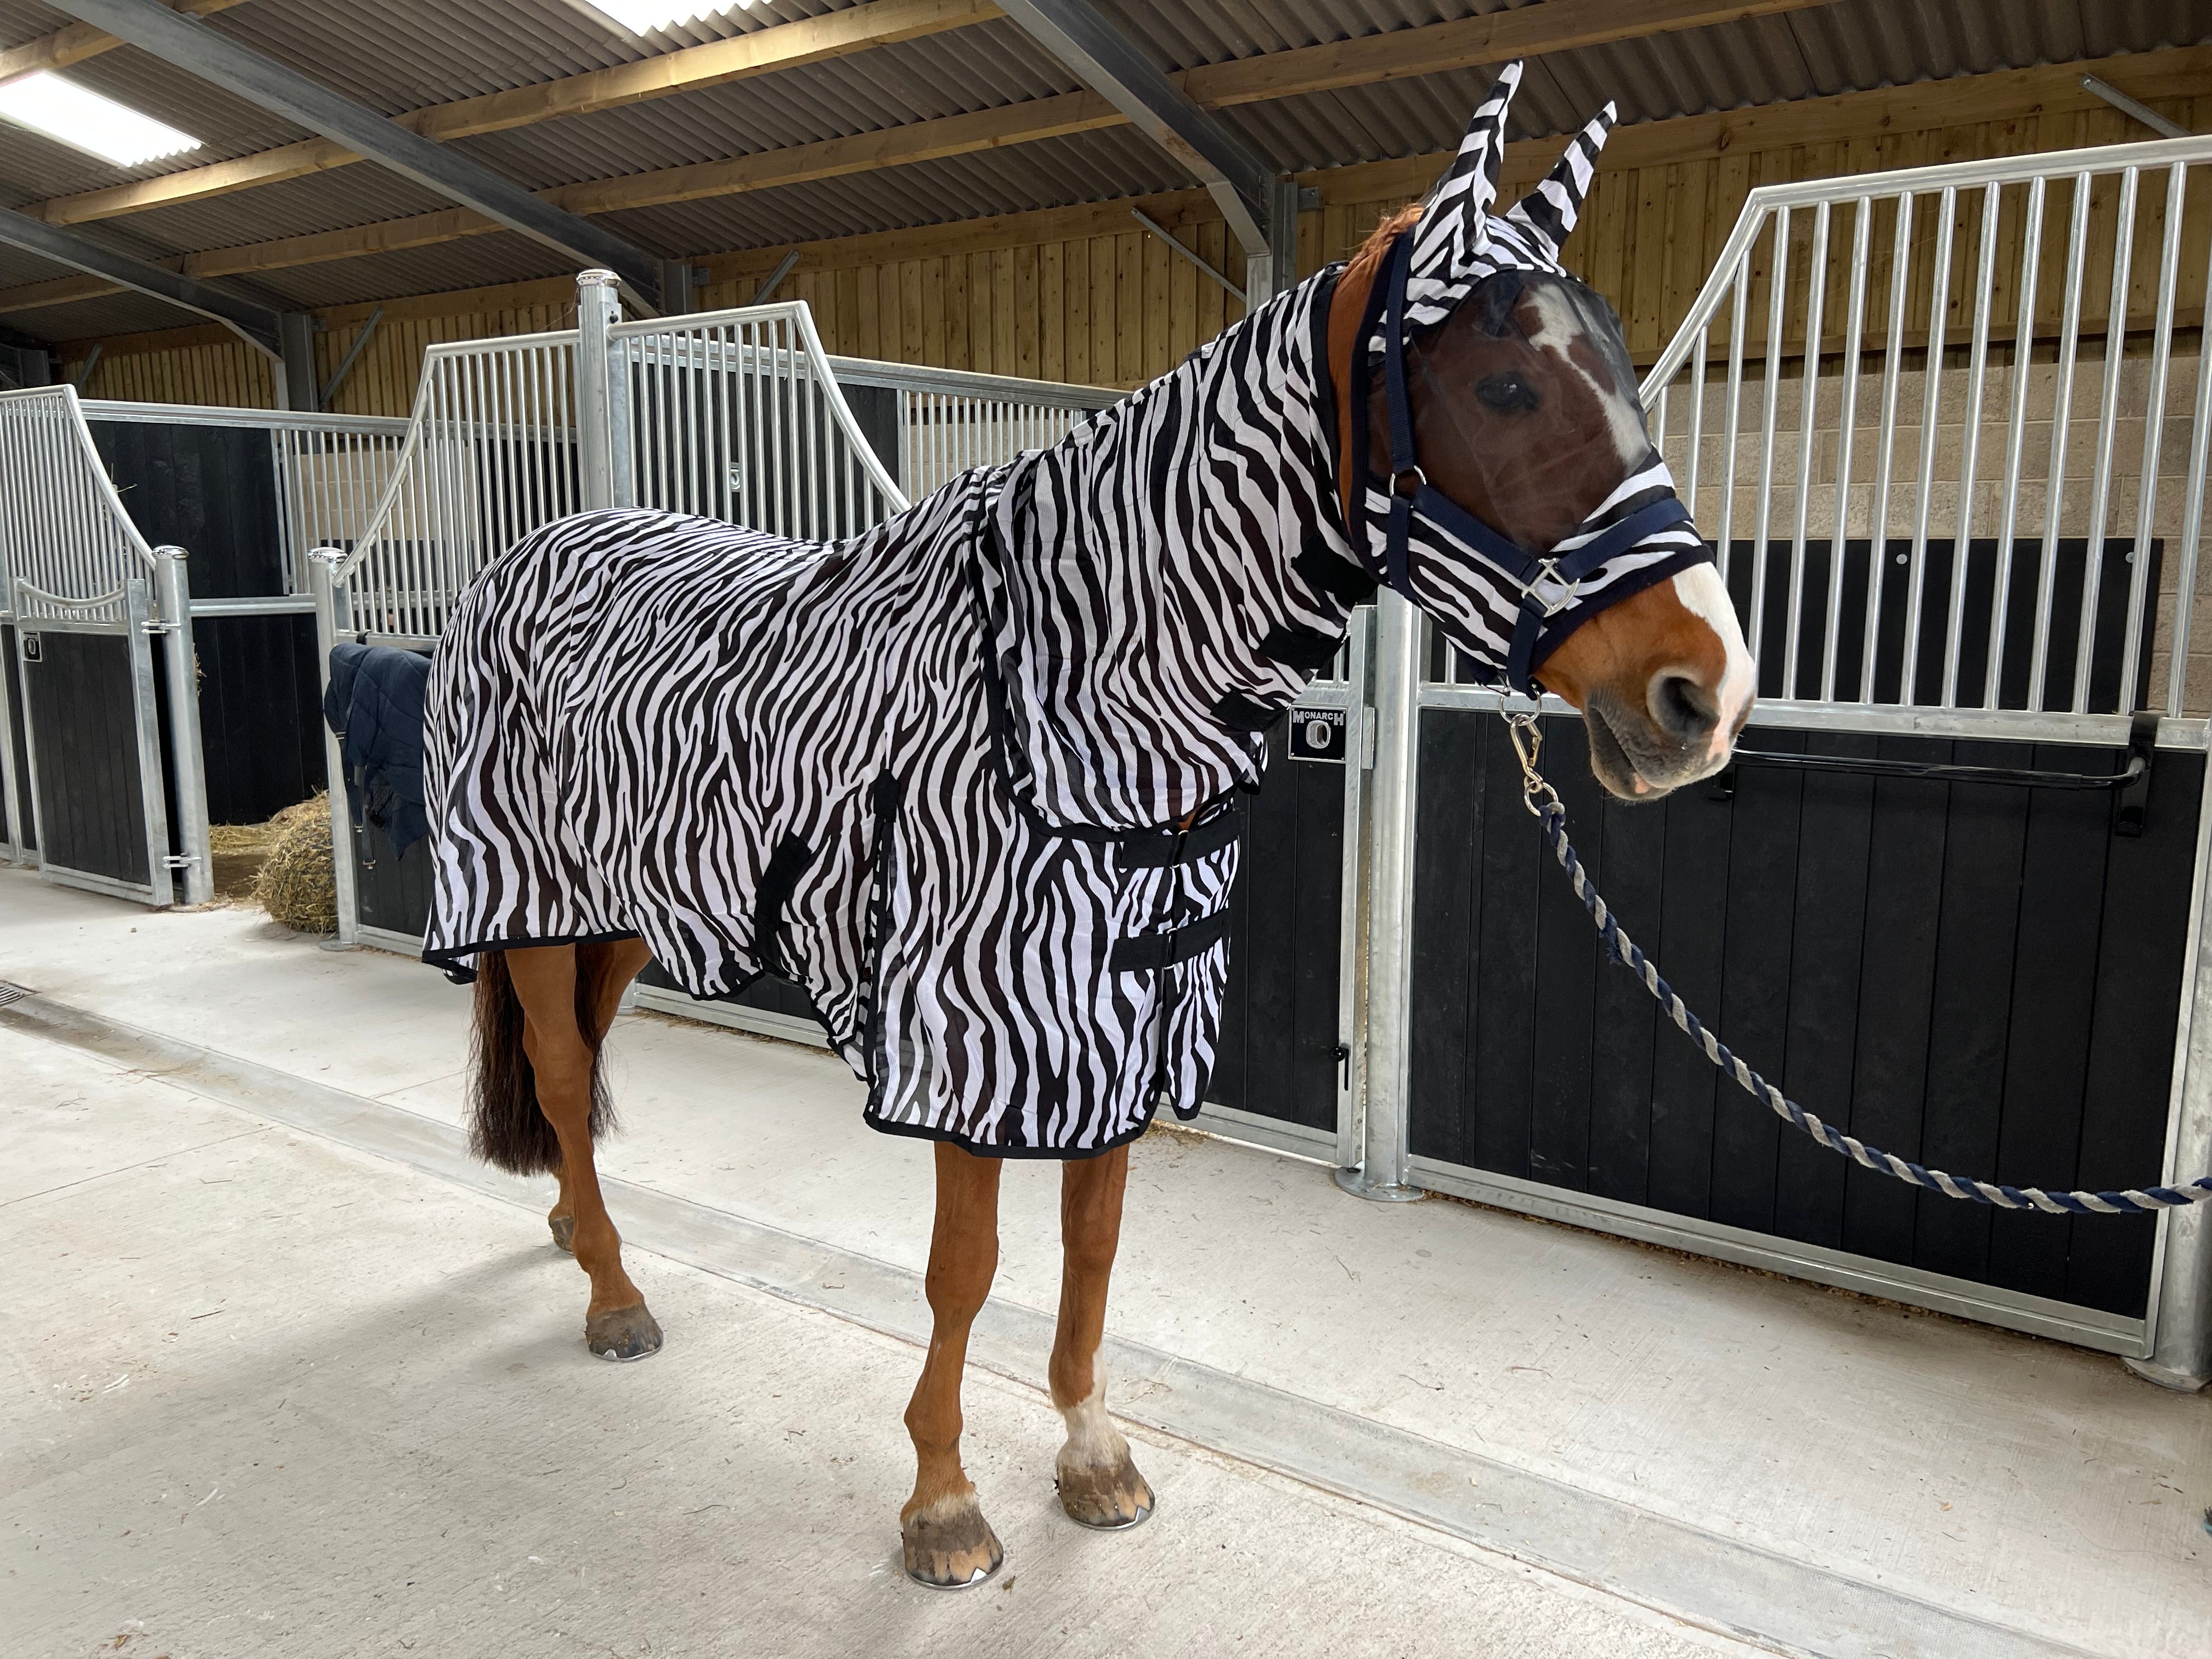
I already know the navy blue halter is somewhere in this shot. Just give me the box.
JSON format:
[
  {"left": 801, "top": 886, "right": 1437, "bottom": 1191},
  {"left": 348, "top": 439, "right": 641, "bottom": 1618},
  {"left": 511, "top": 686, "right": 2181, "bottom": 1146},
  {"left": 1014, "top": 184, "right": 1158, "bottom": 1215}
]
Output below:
[{"left": 1359, "top": 232, "right": 1699, "bottom": 697}]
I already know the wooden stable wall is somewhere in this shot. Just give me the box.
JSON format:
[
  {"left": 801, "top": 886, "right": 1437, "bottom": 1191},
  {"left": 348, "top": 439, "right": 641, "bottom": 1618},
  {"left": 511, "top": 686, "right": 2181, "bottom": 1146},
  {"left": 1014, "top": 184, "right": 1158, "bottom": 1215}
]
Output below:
[{"left": 49, "top": 67, "right": 2210, "bottom": 411}]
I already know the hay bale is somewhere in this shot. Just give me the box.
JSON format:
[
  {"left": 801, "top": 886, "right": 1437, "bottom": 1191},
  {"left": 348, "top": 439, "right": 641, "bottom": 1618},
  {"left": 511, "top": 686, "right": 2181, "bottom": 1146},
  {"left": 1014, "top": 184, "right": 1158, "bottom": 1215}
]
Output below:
[{"left": 253, "top": 792, "right": 337, "bottom": 934}]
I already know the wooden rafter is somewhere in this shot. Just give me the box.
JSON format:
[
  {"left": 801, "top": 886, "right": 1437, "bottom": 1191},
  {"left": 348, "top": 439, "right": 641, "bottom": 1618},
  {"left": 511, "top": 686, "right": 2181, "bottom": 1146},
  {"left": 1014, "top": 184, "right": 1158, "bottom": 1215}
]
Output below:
[
  {"left": 5, "top": 40, "right": 2205, "bottom": 319},
  {"left": 0, "top": 0, "right": 245, "bottom": 83},
  {"left": 24, "top": 0, "right": 1823, "bottom": 235},
  {"left": 24, "top": 0, "right": 1005, "bottom": 226}
]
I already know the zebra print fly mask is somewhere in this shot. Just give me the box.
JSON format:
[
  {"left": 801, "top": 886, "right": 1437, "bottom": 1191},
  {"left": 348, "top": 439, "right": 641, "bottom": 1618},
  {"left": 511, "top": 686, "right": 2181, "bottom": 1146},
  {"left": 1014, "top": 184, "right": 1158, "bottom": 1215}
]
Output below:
[{"left": 1353, "top": 62, "right": 1711, "bottom": 696}]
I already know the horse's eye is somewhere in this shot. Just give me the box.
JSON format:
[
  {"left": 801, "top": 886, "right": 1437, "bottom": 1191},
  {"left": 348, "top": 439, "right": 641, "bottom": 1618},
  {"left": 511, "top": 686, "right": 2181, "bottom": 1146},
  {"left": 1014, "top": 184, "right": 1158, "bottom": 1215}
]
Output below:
[{"left": 1476, "top": 374, "right": 1536, "bottom": 411}]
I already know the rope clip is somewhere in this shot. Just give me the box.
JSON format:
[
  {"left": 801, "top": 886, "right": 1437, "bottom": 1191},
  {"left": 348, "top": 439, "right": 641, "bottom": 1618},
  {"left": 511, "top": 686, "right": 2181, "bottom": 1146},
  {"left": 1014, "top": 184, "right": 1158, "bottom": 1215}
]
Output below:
[{"left": 1501, "top": 702, "right": 1562, "bottom": 820}]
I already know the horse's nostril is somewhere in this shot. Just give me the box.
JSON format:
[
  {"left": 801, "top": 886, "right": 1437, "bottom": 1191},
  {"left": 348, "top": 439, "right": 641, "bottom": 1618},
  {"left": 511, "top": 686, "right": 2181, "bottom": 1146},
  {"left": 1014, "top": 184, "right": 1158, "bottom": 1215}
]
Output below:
[{"left": 1652, "top": 674, "right": 1717, "bottom": 742}]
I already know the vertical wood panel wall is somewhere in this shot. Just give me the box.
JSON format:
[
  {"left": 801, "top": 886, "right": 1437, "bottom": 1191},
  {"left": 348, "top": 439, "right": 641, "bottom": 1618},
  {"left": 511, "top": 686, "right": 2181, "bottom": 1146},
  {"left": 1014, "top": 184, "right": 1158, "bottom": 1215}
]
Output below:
[{"left": 55, "top": 95, "right": 2205, "bottom": 413}]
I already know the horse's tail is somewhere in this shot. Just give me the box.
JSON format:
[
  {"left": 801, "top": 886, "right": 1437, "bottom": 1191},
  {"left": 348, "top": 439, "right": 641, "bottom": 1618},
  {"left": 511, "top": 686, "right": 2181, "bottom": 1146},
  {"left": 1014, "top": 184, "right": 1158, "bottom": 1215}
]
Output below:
[{"left": 467, "top": 945, "right": 620, "bottom": 1175}]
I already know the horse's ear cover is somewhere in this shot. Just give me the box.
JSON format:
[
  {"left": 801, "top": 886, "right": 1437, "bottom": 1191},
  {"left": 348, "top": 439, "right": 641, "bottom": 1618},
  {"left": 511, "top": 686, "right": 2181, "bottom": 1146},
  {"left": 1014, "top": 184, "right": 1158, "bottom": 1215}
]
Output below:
[{"left": 1369, "top": 62, "right": 1617, "bottom": 355}]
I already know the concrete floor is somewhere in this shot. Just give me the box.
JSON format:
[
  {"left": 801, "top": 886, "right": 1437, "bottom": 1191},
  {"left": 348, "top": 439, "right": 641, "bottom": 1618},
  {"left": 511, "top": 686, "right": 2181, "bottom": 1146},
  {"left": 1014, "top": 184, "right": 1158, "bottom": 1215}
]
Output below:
[{"left": 3, "top": 868, "right": 2208, "bottom": 1658}]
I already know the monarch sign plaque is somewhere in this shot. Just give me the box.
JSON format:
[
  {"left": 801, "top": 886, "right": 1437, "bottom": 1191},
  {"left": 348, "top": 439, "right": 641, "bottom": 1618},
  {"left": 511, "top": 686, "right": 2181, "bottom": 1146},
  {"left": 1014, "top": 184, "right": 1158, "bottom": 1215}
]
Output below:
[{"left": 1287, "top": 704, "right": 1346, "bottom": 763}]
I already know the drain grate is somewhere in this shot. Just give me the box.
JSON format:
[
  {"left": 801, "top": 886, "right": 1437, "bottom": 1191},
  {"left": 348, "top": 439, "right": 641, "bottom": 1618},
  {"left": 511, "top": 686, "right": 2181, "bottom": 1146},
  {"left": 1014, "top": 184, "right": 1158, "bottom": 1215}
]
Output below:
[{"left": 0, "top": 981, "right": 32, "bottom": 1008}]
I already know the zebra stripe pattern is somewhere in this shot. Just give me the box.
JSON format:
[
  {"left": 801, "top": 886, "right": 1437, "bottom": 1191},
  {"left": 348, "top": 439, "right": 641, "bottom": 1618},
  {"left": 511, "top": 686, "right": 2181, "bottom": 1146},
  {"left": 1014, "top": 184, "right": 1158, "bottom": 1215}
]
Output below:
[
  {"left": 1538, "top": 799, "right": 2212, "bottom": 1216},
  {"left": 421, "top": 65, "right": 1702, "bottom": 1158},
  {"left": 424, "top": 270, "right": 1360, "bottom": 1157},
  {"left": 1358, "top": 65, "right": 1708, "bottom": 678}
]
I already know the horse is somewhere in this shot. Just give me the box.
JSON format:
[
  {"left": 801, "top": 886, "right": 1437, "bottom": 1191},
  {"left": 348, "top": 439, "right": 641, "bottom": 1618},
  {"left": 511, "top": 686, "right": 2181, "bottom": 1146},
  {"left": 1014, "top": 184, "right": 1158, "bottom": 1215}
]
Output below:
[{"left": 422, "top": 63, "right": 1754, "bottom": 1590}]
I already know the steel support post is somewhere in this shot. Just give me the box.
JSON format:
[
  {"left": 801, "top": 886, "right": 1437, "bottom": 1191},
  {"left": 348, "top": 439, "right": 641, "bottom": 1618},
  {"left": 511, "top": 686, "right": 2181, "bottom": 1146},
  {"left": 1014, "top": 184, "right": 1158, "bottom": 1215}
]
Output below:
[
  {"left": 1336, "top": 588, "right": 1422, "bottom": 1201},
  {"left": 123, "top": 577, "right": 175, "bottom": 907},
  {"left": 2131, "top": 738, "right": 2212, "bottom": 1391},
  {"left": 1334, "top": 604, "right": 1375, "bottom": 1171},
  {"left": 0, "top": 596, "right": 25, "bottom": 865},
  {"left": 574, "top": 270, "right": 634, "bottom": 511},
  {"left": 309, "top": 548, "right": 360, "bottom": 946},
  {"left": 276, "top": 313, "right": 319, "bottom": 412},
  {"left": 1242, "top": 178, "right": 1300, "bottom": 311},
  {"left": 152, "top": 547, "right": 212, "bottom": 906}
]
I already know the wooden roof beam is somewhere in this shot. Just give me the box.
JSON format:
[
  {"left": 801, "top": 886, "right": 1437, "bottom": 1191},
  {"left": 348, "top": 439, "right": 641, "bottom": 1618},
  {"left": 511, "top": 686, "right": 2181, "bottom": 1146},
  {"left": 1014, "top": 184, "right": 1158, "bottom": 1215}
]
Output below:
[
  {"left": 4, "top": 40, "right": 2203, "bottom": 317},
  {"left": 24, "top": 0, "right": 1002, "bottom": 227},
  {"left": 22, "top": 0, "right": 1802, "bottom": 230},
  {"left": 46, "top": 0, "right": 669, "bottom": 305},
  {"left": 0, "top": 0, "right": 246, "bottom": 84}
]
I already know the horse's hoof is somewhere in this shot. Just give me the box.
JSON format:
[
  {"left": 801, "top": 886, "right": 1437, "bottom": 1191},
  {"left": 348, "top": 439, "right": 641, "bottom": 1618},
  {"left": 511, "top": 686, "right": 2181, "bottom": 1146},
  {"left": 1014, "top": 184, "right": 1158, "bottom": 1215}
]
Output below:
[
  {"left": 549, "top": 1214, "right": 575, "bottom": 1253},
  {"left": 1057, "top": 1452, "right": 1154, "bottom": 1530},
  {"left": 585, "top": 1302, "right": 662, "bottom": 1362},
  {"left": 901, "top": 1494, "right": 1003, "bottom": 1589}
]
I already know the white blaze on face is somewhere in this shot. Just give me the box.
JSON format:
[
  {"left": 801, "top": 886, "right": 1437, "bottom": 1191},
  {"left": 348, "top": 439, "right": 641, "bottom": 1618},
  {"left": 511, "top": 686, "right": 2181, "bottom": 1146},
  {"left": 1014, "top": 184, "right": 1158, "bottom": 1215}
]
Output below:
[
  {"left": 1522, "top": 284, "right": 1643, "bottom": 468},
  {"left": 1671, "top": 562, "right": 1756, "bottom": 759}
]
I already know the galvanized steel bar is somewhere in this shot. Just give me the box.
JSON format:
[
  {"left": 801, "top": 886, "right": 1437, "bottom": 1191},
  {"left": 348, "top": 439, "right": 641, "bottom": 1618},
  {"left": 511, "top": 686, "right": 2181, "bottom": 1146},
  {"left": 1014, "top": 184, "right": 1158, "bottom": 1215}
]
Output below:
[
  {"left": 2167, "top": 224, "right": 2212, "bottom": 716},
  {"left": 1715, "top": 248, "right": 1754, "bottom": 586},
  {"left": 1900, "top": 185, "right": 1956, "bottom": 709},
  {"left": 2072, "top": 167, "right": 2140, "bottom": 714},
  {"left": 309, "top": 548, "right": 360, "bottom": 946},
  {"left": 1941, "top": 183, "right": 2002, "bottom": 709},
  {"left": 1338, "top": 588, "right": 1421, "bottom": 1203},
  {"left": 1987, "top": 177, "right": 2047, "bottom": 711},
  {"left": 1822, "top": 197, "right": 1872, "bottom": 702},
  {"left": 153, "top": 546, "right": 212, "bottom": 907},
  {"left": 1784, "top": 201, "right": 1829, "bottom": 698},
  {"left": 1748, "top": 204, "right": 1792, "bottom": 663},
  {"left": 2030, "top": 174, "right": 2095, "bottom": 713},
  {"left": 123, "top": 577, "right": 173, "bottom": 908},
  {"left": 2124, "top": 163, "right": 2188, "bottom": 716},
  {"left": 1862, "top": 191, "right": 1915, "bottom": 703}
]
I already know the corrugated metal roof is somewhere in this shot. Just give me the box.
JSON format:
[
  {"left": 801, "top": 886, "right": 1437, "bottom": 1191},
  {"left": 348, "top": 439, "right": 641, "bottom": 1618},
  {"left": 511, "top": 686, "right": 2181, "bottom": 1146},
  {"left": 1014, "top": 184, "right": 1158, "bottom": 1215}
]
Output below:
[
  {"left": 453, "top": 18, "right": 1079, "bottom": 190},
  {"left": 1, "top": 0, "right": 2207, "bottom": 347}
]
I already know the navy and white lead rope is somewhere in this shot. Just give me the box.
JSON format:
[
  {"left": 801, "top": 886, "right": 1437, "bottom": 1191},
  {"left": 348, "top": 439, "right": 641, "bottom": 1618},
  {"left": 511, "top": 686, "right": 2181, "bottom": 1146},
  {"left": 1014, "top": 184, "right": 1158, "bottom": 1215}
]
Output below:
[{"left": 1503, "top": 714, "right": 2212, "bottom": 1218}]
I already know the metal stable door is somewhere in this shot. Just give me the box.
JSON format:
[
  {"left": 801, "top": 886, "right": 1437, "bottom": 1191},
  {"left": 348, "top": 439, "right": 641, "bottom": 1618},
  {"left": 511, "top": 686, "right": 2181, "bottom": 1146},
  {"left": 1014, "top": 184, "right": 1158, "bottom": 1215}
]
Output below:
[{"left": 13, "top": 575, "right": 178, "bottom": 906}]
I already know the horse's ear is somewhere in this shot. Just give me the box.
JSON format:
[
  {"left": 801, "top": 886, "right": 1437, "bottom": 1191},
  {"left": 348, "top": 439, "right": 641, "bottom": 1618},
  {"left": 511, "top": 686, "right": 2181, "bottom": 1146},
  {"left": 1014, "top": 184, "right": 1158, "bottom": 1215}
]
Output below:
[
  {"left": 1408, "top": 62, "right": 1523, "bottom": 283},
  {"left": 1505, "top": 103, "right": 1617, "bottom": 259}
]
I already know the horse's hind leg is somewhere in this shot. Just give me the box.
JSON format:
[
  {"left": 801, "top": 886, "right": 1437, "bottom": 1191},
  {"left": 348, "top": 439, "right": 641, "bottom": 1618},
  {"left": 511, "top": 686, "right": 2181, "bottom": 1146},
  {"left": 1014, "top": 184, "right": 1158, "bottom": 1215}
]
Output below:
[
  {"left": 504, "top": 939, "right": 660, "bottom": 1360},
  {"left": 1051, "top": 1144, "right": 1152, "bottom": 1527},
  {"left": 901, "top": 1141, "right": 1005, "bottom": 1588},
  {"left": 542, "top": 940, "right": 650, "bottom": 1257}
]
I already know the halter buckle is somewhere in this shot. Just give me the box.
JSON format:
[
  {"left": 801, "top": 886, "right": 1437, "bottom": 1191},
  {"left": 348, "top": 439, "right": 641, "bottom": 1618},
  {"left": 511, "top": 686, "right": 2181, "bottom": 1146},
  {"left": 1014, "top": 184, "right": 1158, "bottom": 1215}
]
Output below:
[
  {"left": 1528, "top": 557, "right": 1584, "bottom": 619},
  {"left": 1391, "top": 466, "right": 1427, "bottom": 499}
]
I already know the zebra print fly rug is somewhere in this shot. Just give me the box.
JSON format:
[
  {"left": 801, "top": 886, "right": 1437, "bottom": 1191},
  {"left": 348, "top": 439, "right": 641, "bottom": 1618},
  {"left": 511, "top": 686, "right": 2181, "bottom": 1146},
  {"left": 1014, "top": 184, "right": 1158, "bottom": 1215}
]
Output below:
[{"left": 421, "top": 63, "right": 1697, "bottom": 1156}]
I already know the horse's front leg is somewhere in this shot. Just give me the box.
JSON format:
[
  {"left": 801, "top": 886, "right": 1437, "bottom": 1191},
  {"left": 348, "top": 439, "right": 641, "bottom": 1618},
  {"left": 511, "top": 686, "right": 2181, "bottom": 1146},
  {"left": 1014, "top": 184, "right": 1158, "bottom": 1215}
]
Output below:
[
  {"left": 1051, "top": 1143, "right": 1152, "bottom": 1527},
  {"left": 901, "top": 1141, "right": 1005, "bottom": 1588}
]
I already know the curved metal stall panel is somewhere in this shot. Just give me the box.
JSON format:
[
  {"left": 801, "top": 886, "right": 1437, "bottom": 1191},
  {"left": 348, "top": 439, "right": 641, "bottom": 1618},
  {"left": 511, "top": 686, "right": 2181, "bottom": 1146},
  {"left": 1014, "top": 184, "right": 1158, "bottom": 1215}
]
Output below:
[{"left": 87, "top": 416, "right": 327, "bottom": 827}]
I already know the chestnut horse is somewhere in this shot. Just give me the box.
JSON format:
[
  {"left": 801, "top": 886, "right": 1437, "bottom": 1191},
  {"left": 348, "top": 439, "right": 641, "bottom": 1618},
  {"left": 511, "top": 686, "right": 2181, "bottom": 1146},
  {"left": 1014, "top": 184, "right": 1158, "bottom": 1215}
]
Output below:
[{"left": 467, "top": 105, "right": 1754, "bottom": 1588}]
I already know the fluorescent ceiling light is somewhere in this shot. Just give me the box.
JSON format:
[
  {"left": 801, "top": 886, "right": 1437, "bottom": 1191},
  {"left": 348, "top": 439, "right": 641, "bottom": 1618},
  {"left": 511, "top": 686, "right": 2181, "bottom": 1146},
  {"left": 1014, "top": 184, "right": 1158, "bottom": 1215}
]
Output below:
[
  {"left": 0, "top": 71, "right": 202, "bottom": 168},
  {"left": 579, "top": 2, "right": 757, "bottom": 34}
]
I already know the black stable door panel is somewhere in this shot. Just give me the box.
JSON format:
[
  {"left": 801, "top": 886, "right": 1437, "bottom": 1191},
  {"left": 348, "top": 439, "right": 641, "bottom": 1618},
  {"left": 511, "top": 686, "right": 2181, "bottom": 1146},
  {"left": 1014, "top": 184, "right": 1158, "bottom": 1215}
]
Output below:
[
  {"left": 1211, "top": 723, "right": 1346, "bottom": 1131},
  {"left": 24, "top": 631, "right": 149, "bottom": 887},
  {"left": 1408, "top": 708, "right": 2194, "bottom": 1319}
]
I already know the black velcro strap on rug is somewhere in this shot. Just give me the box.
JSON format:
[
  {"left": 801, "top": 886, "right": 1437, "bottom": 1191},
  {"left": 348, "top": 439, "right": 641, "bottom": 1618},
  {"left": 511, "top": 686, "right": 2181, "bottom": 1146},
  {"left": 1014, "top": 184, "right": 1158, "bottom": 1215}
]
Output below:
[
  {"left": 1212, "top": 692, "right": 1284, "bottom": 732},
  {"left": 754, "top": 832, "right": 817, "bottom": 978},
  {"left": 1110, "top": 910, "right": 1232, "bottom": 973},
  {"left": 1117, "top": 800, "right": 1244, "bottom": 869},
  {"left": 1295, "top": 542, "right": 1377, "bottom": 607},
  {"left": 1260, "top": 624, "right": 1342, "bottom": 673}
]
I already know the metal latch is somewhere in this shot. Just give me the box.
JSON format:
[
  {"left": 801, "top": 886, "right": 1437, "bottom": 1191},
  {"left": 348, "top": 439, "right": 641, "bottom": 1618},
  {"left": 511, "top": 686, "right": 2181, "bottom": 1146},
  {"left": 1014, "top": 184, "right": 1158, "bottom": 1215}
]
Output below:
[
  {"left": 162, "top": 854, "right": 201, "bottom": 868},
  {"left": 2113, "top": 709, "right": 2158, "bottom": 839}
]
